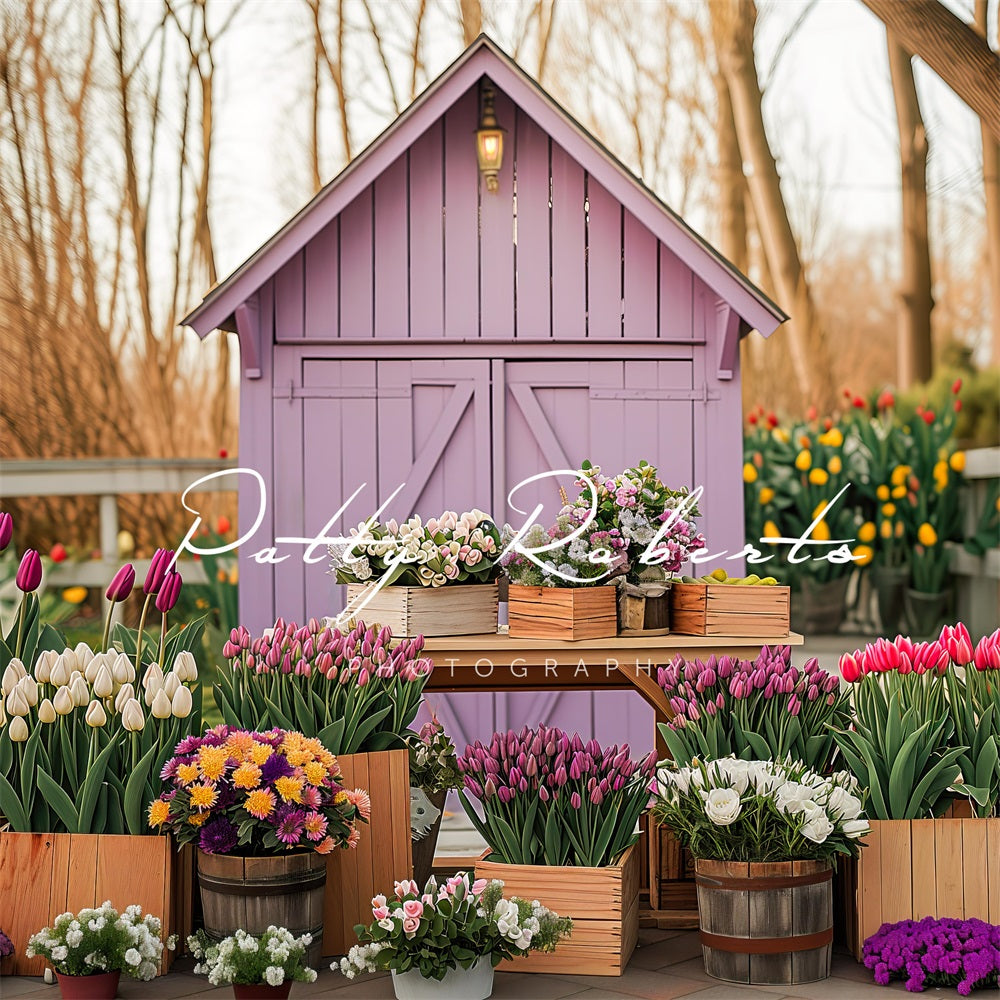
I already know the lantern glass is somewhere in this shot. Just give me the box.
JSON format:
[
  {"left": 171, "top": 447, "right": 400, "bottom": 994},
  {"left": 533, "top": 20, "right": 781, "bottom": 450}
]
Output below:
[{"left": 476, "top": 128, "right": 503, "bottom": 172}]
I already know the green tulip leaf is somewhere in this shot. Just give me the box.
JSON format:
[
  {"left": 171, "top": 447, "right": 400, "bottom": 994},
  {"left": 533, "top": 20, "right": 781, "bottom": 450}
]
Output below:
[
  {"left": 124, "top": 744, "right": 159, "bottom": 835},
  {"left": 36, "top": 767, "right": 78, "bottom": 833}
]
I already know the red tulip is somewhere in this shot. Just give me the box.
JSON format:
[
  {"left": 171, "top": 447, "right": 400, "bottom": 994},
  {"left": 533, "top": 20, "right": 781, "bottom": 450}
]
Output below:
[
  {"left": 806, "top": 405, "right": 818, "bottom": 421},
  {"left": 748, "top": 412, "right": 758, "bottom": 425},
  {"left": 922, "top": 410, "right": 935, "bottom": 425},
  {"left": 49, "top": 543, "right": 67, "bottom": 563},
  {"left": 839, "top": 652, "right": 862, "bottom": 683},
  {"left": 972, "top": 630, "right": 1000, "bottom": 671},
  {"left": 877, "top": 390, "right": 895, "bottom": 410},
  {"left": 217, "top": 515, "right": 231, "bottom": 534},
  {"left": 852, "top": 396, "right": 866, "bottom": 409},
  {"left": 941, "top": 623, "right": 974, "bottom": 666},
  {"left": 952, "top": 378, "right": 962, "bottom": 395}
]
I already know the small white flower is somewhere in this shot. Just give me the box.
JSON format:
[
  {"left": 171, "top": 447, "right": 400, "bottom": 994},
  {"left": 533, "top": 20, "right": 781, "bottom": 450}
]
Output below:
[
  {"left": 800, "top": 813, "right": 835, "bottom": 844},
  {"left": 704, "top": 787, "right": 742, "bottom": 826},
  {"left": 265, "top": 966, "right": 284, "bottom": 986},
  {"left": 125, "top": 948, "right": 142, "bottom": 966},
  {"left": 51, "top": 946, "right": 68, "bottom": 961},
  {"left": 843, "top": 818, "right": 870, "bottom": 839}
]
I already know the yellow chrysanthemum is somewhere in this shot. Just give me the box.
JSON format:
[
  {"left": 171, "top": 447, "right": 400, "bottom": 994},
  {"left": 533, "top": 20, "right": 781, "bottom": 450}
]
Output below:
[
  {"left": 189, "top": 783, "right": 219, "bottom": 810},
  {"left": 890, "top": 465, "right": 911, "bottom": 487},
  {"left": 148, "top": 799, "right": 170, "bottom": 827},
  {"left": 317, "top": 750, "right": 337, "bottom": 771},
  {"left": 809, "top": 468, "right": 829, "bottom": 486},
  {"left": 187, "top": 812, "right": 209, "bottom": 826},
  {"left": 827, "top": 456, "right": 842, "bottom": 475},
  {"left": 818, "top": 427, "right": 844, "bottom": 448},
  {"left": 891, "top": 485, "right": 907, "bottom": 499},
  {"left": 794, "top": 450, "right": 812, "bottom": 471},
  {"left": 858, "top": 522, "right": 876, "bottom": 543},
  {"left": 226, "top": 731, "right": 256, "bottom": 755},
  {"left": 177, "top": 763, "right": 200, "bottom": 786},
  {"left": 244, "top": 788, "right": 276, "bottom": 819},
  {"left": 810, "top": 520, "right": 831, "bottom": 542},
  {"left": 880, "top": 520, "right": 893, "bottom": 539},
  {"left": 285, "top": 748, "right": 312, "bottom": 767},
  {"left": 333, "top": 790, "right": 349, "bottom": 805},
  {"left": 758, "top": 487, "right": 775, "bottom": 505},
  {"left": 743, "top": 463, "right": 758, "bottom": 484},
  {"left": 763, "top": 521, "right": 780, "bottom": 539},
  {"left": 281, "top": 732, "right": 305, "bottom": 750},
  {"left": 233, "top": 762, "right": 262, "bottom": 789},
  {"left": 917, "top": 523, "right": 938, "bottom": 547},
  {"left": 852, "top": 545, "right": 874, "bottom": 566},
  {"left": 249, "top": 743, "right": 273, "bottom": 766},
  {"left": 950, "top": 451, "right": 966, "bottom": 473},
  {"left": 876, "top": 485, "right": 890, "bottom": 501},
  {"left": 772, "top": 428, "right": 790, "bottom": 444},
  {"left": 304, "top": 761, "right": 328, "bottom": 786},
  {"left": 198, "top": 745, "right": 230, "bottom": 782},
  {"left": 275, "top": 776, "right": 305, "bottom": 803},
  {"left": 881, "top": 503, "right": 896, "bottom": 518}
]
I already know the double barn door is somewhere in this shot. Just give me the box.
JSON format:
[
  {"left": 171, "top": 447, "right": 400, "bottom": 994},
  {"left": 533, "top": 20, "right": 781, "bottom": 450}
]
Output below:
[{"left": 272, "top": 354, "right": 696, "bottom": 751}]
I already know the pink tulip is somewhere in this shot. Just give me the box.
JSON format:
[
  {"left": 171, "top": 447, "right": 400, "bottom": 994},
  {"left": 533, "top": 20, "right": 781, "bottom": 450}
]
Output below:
[
  {"left": 839, "top": 651, "right": 861, "bottom": 683},
  {"left": 402, "top": 899, "right": 424, "bottom": 919},
  {"left": 402, "top": 916, "right": 419, "bottom": 934}
]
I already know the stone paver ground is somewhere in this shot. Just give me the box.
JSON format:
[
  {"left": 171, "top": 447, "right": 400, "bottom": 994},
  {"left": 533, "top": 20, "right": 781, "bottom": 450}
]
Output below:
[{"left": 1, "top": 929, "right": 919, "bottom": 1000}]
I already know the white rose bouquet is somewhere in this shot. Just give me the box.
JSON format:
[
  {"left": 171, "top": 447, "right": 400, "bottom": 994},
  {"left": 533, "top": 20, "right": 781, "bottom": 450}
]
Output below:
[{"left": 651, "top": 756, "right": 870, "bottom": 863}]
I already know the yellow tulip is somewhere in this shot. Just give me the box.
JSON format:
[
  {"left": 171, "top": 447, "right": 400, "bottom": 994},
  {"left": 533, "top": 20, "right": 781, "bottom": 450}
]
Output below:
[
  {"left": 895, "top": 521, "right": 905, "bottom": 538},
  {"left": 772, "top": 428, "right": 790, "bottom": 444},
  {"left": 228, "top": 566, "right": 239, "bottom": 586},
  {"left": 810, "top": 521, "right": 831, "bottom": 541},
  {"left": 892, "top": 485, "right": 907, "bottom": 499},
  {"left": 759, "top": 487, "right": 775, "bottom": 505},
  {"left": 795, "top": 450, "right": 812, "bottom": 471},
  {"left": 880, "top": 520, "right": 893, "bottom": 539},
  {"left": 818, "top": 428, "right": 844, "bottom": 448},
  {"left": 858, "top": 521, "right": 876, "bottom": 543},
  {"left": 950, "top": 451, "right": 966, "bottom": 473},
  {"left": 812, "top": 502, "right": 828, "bottom": 520},
  {"left": 763, "top": 521, "right": 781, "bottom": 538},
  {"left": 809, "top": 468, "right": 829, "bottom": 486},
  {"left": 917, "top": 523, "right": 938, "bottom": 547},
  {"left": 852, "top": 544, "right": 874, "bottom": 566},
  {"left": 827, "top": 456, "right": 842, "bottom": 475},
  {"left": 933, "top": 460, "right": 948, "bottom": 492},
  {"left": 882, "top": 503, "right": 896, "bottom": 517},
  {"left": 876, "top": 485, "right": 890, "bottom": 501},
  {"left": 890, "top": 465, "right": 911, "bottom": 487},
  {"left": 61, "top": 586, "right": 88, "bottom": 605},
  {"left": 743, "top": 462, "right": 758, "bottom": 484}
]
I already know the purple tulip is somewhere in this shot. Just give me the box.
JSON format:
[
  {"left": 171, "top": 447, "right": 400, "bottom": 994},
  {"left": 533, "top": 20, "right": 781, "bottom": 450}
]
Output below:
[
  {"left": 106, "top": 563, "right": 136, "bottom": 602},
  {"left": 0, "top": 512, "right": 12, "bottom": 552},
  {"left": 15, "top": 549, "right": 42, "bottom": 592},
  {"left": 155, "top": 570, "right": 182, "bottom": 613},
  {"left": 570, "top": 791, "right": 582, "bottom": 809},
  {"left": 143, "top": 548, "right": 174, "bottom": 595}
]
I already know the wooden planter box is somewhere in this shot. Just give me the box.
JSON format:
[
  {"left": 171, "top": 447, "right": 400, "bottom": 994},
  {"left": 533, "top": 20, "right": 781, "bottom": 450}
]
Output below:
[
  {"left": 846, "top": 818, "right": 1000, "bottom": 960},
  {"left": 670, "top": 582, "right": 791, "bottom": 637},
  {"left": 346, "top": 583, "right": 498, "bottom": 637},
  {"left": 507, "top": 585, "right": 617, "bottom": 641},
  {"left": 647, "top": 818, "right": 698, "bottom": 921},
  {"left": 474, "top": 844, "right": 640, "bottom": 976},
  {"left": 0, "top": 833, "right": 189, "bottom": 977},
  {"left": 323, "top": 749, "right": 412, "bottom": 956}
]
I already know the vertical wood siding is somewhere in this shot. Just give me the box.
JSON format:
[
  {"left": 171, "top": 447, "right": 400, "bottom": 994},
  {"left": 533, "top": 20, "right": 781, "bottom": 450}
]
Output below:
[{"left": 270, "top": 82, "right": 699, "bottom": 344}]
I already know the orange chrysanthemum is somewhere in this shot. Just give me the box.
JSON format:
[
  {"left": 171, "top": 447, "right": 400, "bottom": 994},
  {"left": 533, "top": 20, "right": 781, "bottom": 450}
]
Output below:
[
  {"left": 303, "top": 761, "right": 328, "bottom": 786},
  {"left": 232, "top": 762, "right": 262, "bottom": 789},
  {"left": 248, "top": 743, "right": 273, "bottom": 766},
  {"left": 345, "top": 788, "right": 372, "bottom": 821},
  {"left": 274, "top": 776, "right": 305, "bottom": 803},
  {"left": 189, "top": 783, "right": 219, "bottom": 810},
  {"left": 314, "top": 836, "right": 337, "bottom": 855},
  {"left": 198, "top": 745, "right": 230, "bottom": 782},
  {"left": 148, "top": 799, "right": 170, "bottom": 827},
  {"left": 176, "top": 763, "right": 200, "bottom": 786},
  {"left": 286, "top": 748, "right": 312, "bottom": 767},
  {"left": 244, "top": 788, "right": 277, "bottom": 819},
  {"left": 187, "top": 812, "right": 209, "bottom": 826}
]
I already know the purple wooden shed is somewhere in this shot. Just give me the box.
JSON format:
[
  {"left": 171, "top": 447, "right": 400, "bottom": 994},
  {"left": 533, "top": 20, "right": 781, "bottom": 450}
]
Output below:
[{"left": 184, "top": 36, "right": 787, "bottom": 751}]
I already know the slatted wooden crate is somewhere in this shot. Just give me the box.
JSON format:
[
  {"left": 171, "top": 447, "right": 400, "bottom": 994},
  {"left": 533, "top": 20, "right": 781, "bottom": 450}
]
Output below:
[
  {"left": 670, "top": 583, "right": 791, "bottom": 637},
  {"left": 507, "top": 584, "right": 617, "bottom": 640},
  {"left": 323, "top": 749, "right": 412, "bottom": 955},
  {"left": 474, "top": 844, "right": 640, "bottom": 975},
  {"left": 0, "top": 833, "right": 182, "bottom": 976},
  {"left": 848, "top": 818, "right": 1000, "bottom": 960},
  {"left": 647, "top": 818, "right": 698, "bottom": 920},
  {"left": 345, "top": 583, "right": 498, "bottom": 637}
]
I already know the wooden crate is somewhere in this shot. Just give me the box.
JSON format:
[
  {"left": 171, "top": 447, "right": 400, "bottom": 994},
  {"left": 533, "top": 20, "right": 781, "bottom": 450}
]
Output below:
[
  {"left": 848, "top": 818, "right": 1000, "bottom": 959},
  {"left": 647, "top": 817, "right": 698, "bottom": 921},
  {"left": 323, "top": 749, "right": 412, "bottom": 956},
  {"left": 345, "top": 583, "right": 498, "bottom": 637},
  {"left": 507, "top": 585, "right": 617, "bottom": 641},
  {"left": 0, "top": 833, "right": 182, "bottom": 976},
  {"left": 670, "top": 583, "right": 791, "bottom": 637},
  {"left": 474, "top": 844, "right": 640, "bottom": 976}
]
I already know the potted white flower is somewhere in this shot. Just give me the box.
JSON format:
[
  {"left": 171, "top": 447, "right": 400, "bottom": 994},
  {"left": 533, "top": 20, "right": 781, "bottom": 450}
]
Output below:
[
  {"left": 26, "top": 901, "right": 174, "bottom": 999},
  {"left": 187, "top": 926, "right": 317, "bottom": 999},
  {"left": 652, "top": 757, "right": 869, "bottom": 987}
]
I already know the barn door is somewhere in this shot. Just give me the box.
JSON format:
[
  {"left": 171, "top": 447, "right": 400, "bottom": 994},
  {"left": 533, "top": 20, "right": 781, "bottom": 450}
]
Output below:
[{"left": 491, "top": 359, "right": 695, "bottom": 752}]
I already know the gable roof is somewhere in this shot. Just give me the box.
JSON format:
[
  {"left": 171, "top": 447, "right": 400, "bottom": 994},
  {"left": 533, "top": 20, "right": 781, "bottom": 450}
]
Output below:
[{"left": 183, "top": 34, "right": 787, "bottom": 338}]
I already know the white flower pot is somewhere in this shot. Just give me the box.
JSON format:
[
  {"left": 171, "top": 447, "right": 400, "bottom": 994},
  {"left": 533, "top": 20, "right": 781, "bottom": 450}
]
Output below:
[{"left": 390, "top": 957, "right": 494, "bottom": 1000}]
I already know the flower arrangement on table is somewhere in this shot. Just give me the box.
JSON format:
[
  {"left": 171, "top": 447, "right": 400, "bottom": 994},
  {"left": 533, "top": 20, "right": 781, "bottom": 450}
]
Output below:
[
  {"left": 217, "top": 618, "right": 432, "bottom": 754},
  {"left": 336, "top": 872, "right": 572, "bottom": 983},
  {"left": 836, "top": 624, "right": 1000, "bottom": 818},
  {"left": 457, "top": 725, "right": 656, "bottom": 866},
  {"left": 26, "top": 901, "right": 175, "bottom": 983},
  {"left": 651, "top": 757, "right": 870, "bottom": 861},
  {"left": 655, "top": 645, "right": 847, "bottom": 772},
  {"left": 572, "top": 459, "right": 706, "bottom": 582},
  {"left": 862, "top": 917, "right": 1000, "bottom": 995},
  {"left": 329, "top": 510, "right": 503, "bottom": 588},
  {"left": 148, "top": 725, "right": 368, "bottom": 855},
  {"left": 188, "top": 926, "right": 318, "bottom": 990},
  {"left": 407, "top": 714, "right": 461, "bottom": 797}
]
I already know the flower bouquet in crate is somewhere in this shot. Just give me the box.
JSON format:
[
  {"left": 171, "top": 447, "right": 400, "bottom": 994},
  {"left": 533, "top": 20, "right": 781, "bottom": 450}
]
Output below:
[
  {"left": 329, "top": 510, "right": 503, "bottom": 636},
  {"left": 336, "top": 873, "right": 571, "bottom": 1000},
  {"left": 457, "top": 725, "right": 656, "bottom": 975},
  {"left": 652, "top": 756, "right": 869, "bottom": 985}
]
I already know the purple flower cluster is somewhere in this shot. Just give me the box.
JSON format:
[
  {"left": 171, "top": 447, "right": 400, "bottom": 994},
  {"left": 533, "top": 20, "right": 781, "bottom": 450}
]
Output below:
[
  {"left": 0, "top": 928, "right": 14, "bottom": 959},
  {"left": 863, "top": 917, "right": 1000, "bottom": 994}
]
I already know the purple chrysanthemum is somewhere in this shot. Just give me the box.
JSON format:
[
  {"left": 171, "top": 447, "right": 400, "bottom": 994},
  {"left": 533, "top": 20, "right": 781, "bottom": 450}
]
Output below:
[
  {"left": 199, "top": 816, "right": 238, "bottom": 855},
  {"left": 260, "top": 754, "right": 294, "bottom": 784},
  {"left": 275, "top": 809, "right": 306, "bottom": 846},
  {"left": 0, "top": 929, "right": 14, "bottom": 959}
]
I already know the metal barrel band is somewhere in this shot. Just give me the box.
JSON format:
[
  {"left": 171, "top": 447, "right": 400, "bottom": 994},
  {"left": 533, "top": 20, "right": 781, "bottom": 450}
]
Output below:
[
  {"left": 695, "top": 869, "right": 832, "bottom": 891},
  {"left": 698, "top": 928, "right": 833, "bottom": 955},
  {"left": 198, "top": 871, "right": 326, "bottom": 896},
  {"left": 205, "top": 922, "right": 323, "bottom": 942}
]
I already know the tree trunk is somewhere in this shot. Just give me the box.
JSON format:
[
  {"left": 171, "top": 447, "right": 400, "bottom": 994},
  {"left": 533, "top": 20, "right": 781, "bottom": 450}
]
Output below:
[
  {"left": 712, "top": 0, "right": 834, "bottom": 411},
  {"left": 887, "top": 36, "right": 933, "bottom": 387},
  {"left": 860, "top": 0, "right": 1000, "bottom": 140},
  {"left": 974, "top": 0, "right": 1000, "bottom": 364},
  {"left": 715, "top": 69, "right": 747, "bottom": 274},
  {"left": 460, "top": 0, "right": 482, "bottom": 45}
]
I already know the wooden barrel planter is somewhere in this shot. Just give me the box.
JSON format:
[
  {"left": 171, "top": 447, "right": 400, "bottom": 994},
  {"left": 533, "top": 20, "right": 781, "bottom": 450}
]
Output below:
[
  {"left": 695, "top": 859, "right": 833, "bottom": 986},
  {"left": 197, "top": 852, "right": 325, "bottom": 967}
]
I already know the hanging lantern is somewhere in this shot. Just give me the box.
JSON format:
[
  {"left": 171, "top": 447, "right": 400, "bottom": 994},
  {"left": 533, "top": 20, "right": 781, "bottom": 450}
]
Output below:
[{"left": 475, "top": 80, "right": 506, "bottom": 193}]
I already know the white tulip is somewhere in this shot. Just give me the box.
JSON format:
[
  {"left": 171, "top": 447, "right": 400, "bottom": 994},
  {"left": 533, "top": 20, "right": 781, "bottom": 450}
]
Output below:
[
  {"left": 144, "top": 678, "right": 163, "bottom": 707},
  {"left": 49, "top": 653, "right": 71, "bottom": 688},
  {"left": 122, "top": 698, "right": 145, "bottom": 733},
  {"left": 142, "top": 663, "right": 164, "bottom": 692},
  {"left": 84, "top": 654, "right": 102, "bottom": 684},
  {"left": 75, "top": 642, "right": 95, "bottom": 670},
  {"left": 826, "top": 786, "right": 863, "bottom": 822},
  {"left": 17, "top": 675, "right": 39, "bottom": 707},
  {"left": 5, "top": 687, "right": 29, "bottom": 717},
  {"left": 53, "top": 686, "right": 75, "bottom": 715},
  {"left": 173, "top": 651, "right": 198, "bottom": 682},
  {"left": 34, "top": 649, "right": 59, "bottom": 683},
  {"left": 69, "top": 669, "right": 84, "bottom": 687},
  {"left": 70, "top": 676, "right": 90, "bottom": 707},
  {"left": 85, "top": 699, "right": 107, "bottom": 728},
  {"left": 171, "top": 686, "right": 193, "bottom": 719},
  {"left": 114, "top": 683, "right": 136, "bottom": 714},
  {"left": 151, "top": 689, "right": 172, "bottom": 719},
  {"left": 9, "top": 716, "right": 29, "bottom": 742},
  {"left": 112, "top": 653, "right": 135, "bottom": 685},
  {"left": 2, "top": 659, "right": 26, "bottom": 694},
  {"left": 61, "top": 648, "right": 80, "bottom": 674},
  {"left": 162, "top": 673, "right": 180, "bottom": 700},
  {"left": 37, "top": 698, "right": 57, "bottom": 724},
  {"left": 703, "top": 787, "right": 742, "bottom": 826},
  {"left": 93, "top": 665, "right": 114, "bottom": 699}
]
